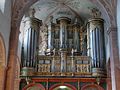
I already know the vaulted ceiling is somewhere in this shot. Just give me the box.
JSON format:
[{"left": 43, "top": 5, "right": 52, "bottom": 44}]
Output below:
[{"left": 29, "top": 0, "right": 97, "bottom": 24}]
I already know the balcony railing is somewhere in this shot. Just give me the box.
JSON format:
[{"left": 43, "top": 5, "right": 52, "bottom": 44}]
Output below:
[{"left": 35, "top": 56, "right": 92, "bottom": 76}]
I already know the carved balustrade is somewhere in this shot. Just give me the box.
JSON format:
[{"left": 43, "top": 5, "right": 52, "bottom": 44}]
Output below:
[{"left": 35, "top": 56, "right": 91, "bottom": 76}]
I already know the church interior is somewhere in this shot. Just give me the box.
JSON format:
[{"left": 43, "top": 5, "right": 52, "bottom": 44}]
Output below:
[{"left": 0, "top": 0, "right": 120, "bottom": 90}]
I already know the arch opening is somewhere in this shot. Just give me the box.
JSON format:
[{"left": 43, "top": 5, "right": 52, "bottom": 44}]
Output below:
[
  {"left": 22, "top": 83, "right": 45, "bottom": 90},
  {"left": 81, "top": 84, "right": 104, "bottom": 90},
  {"left": 0, "top": 33, "right": 6, "bottom": 90},
  {"left": 49, "top": 83, "right": 77, "bottom": 90}
]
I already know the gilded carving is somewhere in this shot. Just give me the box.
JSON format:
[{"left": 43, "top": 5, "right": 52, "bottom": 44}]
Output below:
[
  {"left": 36, "top": 56, "right": 91, "bottom": 76},
  {"left": 39, "top": 26, "right": 47, "bottom": 55}
]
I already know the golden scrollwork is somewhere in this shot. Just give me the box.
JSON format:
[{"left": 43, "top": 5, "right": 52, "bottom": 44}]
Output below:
[
  {"left": 36, "top": 56, "right": 91, "bottom": 76},
  {"left": 38, "top": 64, "right": 51, "bottom": 72},
  {"left": 76, "top": 64, "right": 90, "bottom": 73}
]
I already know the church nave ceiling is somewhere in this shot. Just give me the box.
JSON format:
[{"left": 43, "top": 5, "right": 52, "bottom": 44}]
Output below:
[{"left": 30, "top": 0, "right": 97, "bottom": 24}]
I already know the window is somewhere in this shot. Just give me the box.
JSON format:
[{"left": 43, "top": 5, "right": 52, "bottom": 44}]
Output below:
[{"left": 0, "top": 0, "right": 5, "bottom": 13}]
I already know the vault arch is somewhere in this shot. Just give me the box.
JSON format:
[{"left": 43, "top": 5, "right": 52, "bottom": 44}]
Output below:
[{"left": 0, "top": 33, "right": 6, "bottom": 90}]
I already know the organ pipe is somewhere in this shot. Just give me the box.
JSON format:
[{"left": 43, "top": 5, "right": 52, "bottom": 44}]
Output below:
[
  {"left": 73, "top": 17, "right": 80, "bottom": 53},
  {"left": 47, "top": 16, "right": 55, "bottom": 53},
  {"left": 22, "top": 17, "right": 42, "bottom": 68},
  {"left": 21, "top": 16, "right": 42, "bottom": 76},
  {"left": 56, "top": 17, "right": 71, "bottom": 73},
  {"left": 57, "top": 17, "right": 71, "bottom": 49},
  {"left": 87, "top": 18, "right": 106, "bottom": 77}
]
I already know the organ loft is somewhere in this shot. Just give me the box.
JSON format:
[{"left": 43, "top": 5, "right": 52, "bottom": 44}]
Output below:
[{"left": 20, "top": 8, "right": 106, "bottom": 90}]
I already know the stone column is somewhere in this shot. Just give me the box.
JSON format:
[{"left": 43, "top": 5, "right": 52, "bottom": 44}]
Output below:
[
  {"left": 106, "top": 78, "right": 112, "bottom": 90},
  {"left": 87, "top": 18, "right": 106, "bottom": 77},
  {"left": 108, "top": 27, "right": 120, "bottom": 90},
  {"left": 5, "top": 52, "right": 18, "bottom": 90},
  {"left": 0, "top": 66, "right": 7, "bottom": 90}
]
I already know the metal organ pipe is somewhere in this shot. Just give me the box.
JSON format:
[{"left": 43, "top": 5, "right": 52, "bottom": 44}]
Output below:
[
  {"left": 47, "top": 21, "right": 55, "bottom": 52},
  {"left": 73, "top": 17, "right": 80, "bottom": 53},
  {"left": 57, "top": 17, "right": 70, "bottom": 49},
  {"left": 87, "top": 18, "right": 106, "bottom": 77},
  {"left": 56, "top": 17, "right": 71, "bottom": 73},
  {"left": 21, "top": 17, "right": 42, "bottom": 72}
]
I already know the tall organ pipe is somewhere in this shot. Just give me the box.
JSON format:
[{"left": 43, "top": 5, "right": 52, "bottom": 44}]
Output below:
[
  {"left": 22, "top": 17, "right": 42, "bottom": 68},
  {"left": 87, "top": 18, "right": 106, "bottom": 77},
  {"left": 56, "top": 17, "right": 70, "bottom": 73},
  {"left": 57, "top": 17, "right": 70, "bottom": 49},
  {"left": 73, "top": 18, "right": 80, "bottom": 53},
  {"left": 47, "top": 22, "right": 55, "bottom": 52}
]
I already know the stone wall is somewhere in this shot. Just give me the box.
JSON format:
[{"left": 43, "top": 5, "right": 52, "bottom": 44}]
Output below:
[{"left": 0, "top": 0, "right": 11, "bottom": 62}]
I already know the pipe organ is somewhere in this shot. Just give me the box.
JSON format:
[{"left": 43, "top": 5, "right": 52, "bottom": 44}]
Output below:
[{"left": 21, "top": 16, "right": 106, "bottom": 77}]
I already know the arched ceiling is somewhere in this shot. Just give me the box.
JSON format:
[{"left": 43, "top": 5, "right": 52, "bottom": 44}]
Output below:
[{"left": 29, "top": 0, "right": 97, "bottom": 24}]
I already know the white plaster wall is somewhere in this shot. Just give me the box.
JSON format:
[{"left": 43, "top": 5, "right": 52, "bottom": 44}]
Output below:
[
  {"left": 117, "top": 0, "right": 120, "bottom": 59},
  {"left": 0, "top": 0, "right": 11, "bottom": 63},
  {"left": 105, "top": 26, "right": 110, "bottom": 62}
]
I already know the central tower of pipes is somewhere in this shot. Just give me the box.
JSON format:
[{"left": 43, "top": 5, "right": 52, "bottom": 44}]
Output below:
[{"left": 57, "top": 17, "right": 71, "bottom": 73}]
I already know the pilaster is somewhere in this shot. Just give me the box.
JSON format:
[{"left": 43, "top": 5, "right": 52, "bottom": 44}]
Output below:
[
  {"left": 107, "top": 27, "right": 120, "bottom": 90},
  {"left": 5, "top": 54, "right": 17, "bottom": 90},
  {"left": 5, "top": 26, "right": 19, "bottom": 90}
]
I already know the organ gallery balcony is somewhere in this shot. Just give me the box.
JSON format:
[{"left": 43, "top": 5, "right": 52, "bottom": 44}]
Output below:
[
  {"left": 36, "top": 56, "right": 91, "bottom": 76},
  {"left": 21, "top": 55, "right": 92, "bottom": 77}
]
